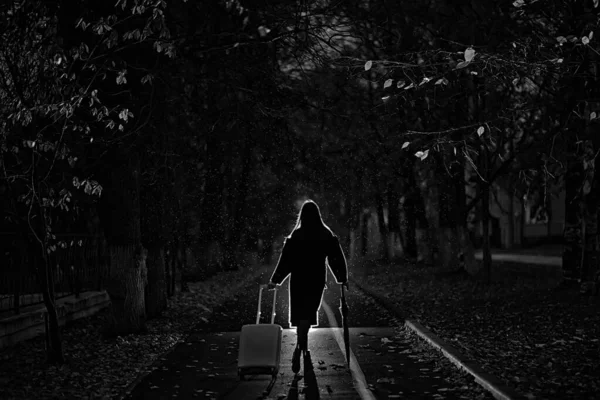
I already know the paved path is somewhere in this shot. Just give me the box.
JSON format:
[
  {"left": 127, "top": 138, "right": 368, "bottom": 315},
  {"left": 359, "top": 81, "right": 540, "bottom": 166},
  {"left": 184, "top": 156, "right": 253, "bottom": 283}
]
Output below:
[
  {"left": 125, "top": 271, "right": 495, "bottom": 400},
  {"left": 474, "top": 251, "right": 561, "bottom": 266}
]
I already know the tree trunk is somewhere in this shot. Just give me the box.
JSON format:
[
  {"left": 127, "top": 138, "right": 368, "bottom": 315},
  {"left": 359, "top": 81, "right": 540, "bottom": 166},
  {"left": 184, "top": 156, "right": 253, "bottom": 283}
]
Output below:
[
  {"left": 145, "top": 246, "right": 167, "bottom": 318},
  {"left": 387, "top": 186, "right": 401, "bottom": 234},
  {"left": 361, "top": 211, "right": 369, "bottom": 257},
  {"left": 437, "top": 152, "right": 460, "bottom": 270},
  {"left": 164, "top": 247, "right": 174, "bottom": 297},
  {"left": 413, "top": 156, "right": 438, "bottom": 265},
  {"left": 508, "top": 138, "right": 516, "bottom": 249},
  {"left": 346, "top": 194, "right": 360, "bottom": 260},
  {"left": 375, "top": 190, "right": 389, "bottom": 260},
  {"left": 562, "top": 156, "right": 585, "bottom": 282},
  {"left": 106, "top": 245, "right": 147, "bottom": 334},
  {"left": 31, "top": 197, "right": 64, "bottom": 363},
  {"left": 415, "top": 212, "right": 431, "bottom": 264},
  {"left": 387, "top": 186, "right": 401, "bottom": 258},
  {"left": 345, "top": 227, "right": 352, "bottom": 258},
  {"left": 508, "top": 189, "right": 515, "bottom": 249},
  {"left": 414, "top": 178, "right": 433, "bottom": 264},
  {"left": 39, "top": 250, "right": 64, "bottom": 364},
  {"left": 402, "top": 194, "right": 418, "bottom": 259},
  {"left": 582, "top": 127, "right": 600, "bottom": 294},
  {"left": 200, "top": 136, "right": 225, "bottom": 253},
  {"left": 101, "top": 149, "right": 147, "bottom": 335},
  {"left": 582, "top": 193, "right": 598, "bottom": 290},
  {"left": 168, "top": 242, "right": 177, "bottom": 295},
  {"left": 454, "top": 152, "right": 477, "bottom": 275},
  {"left": 481, "top": 145, "right": 492, "bottom": 283},
  {"left": 140, "top": 181, "right": 168, "bottom": 315},
  {"left": 177, "top": 240, "right": 187, "bottom": 292},
  {"left": 520, "top": 196, "right": 526, "bottom": 247}
]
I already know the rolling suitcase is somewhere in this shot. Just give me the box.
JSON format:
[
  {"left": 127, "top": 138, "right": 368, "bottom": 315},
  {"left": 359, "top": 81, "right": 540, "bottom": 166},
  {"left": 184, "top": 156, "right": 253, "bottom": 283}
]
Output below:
[{"left": 237, "top": 284, "right": 282, "bottom": 380}]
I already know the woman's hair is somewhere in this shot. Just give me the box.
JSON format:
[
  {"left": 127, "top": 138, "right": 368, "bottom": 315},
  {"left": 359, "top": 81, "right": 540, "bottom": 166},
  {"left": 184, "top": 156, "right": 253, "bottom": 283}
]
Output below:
[{"left": 289, "top": 199, "right": 331, "bottom": 237}]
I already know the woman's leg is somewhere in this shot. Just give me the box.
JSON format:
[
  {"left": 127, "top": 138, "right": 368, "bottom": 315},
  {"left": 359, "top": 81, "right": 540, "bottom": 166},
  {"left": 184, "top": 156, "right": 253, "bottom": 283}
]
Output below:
[
  {"left": 298, "top": 319, "right": 310, "bottom": 351},
  {"left": 291, "top": 320, "right": 308, "bottom": 374},
  {"left": 296, "top": 325, "right": 303, "bottom": 349}
]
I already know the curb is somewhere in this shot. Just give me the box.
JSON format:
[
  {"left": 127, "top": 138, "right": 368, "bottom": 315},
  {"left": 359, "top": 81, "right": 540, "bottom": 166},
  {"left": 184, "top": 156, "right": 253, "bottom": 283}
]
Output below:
[
  {"left": 350, "top": 278, "right": 527, "bottom": 400},
  {"left": 405, "top": 320, "right": 526, "bottom": 400},
  {"left": 117, "top": 265, "right": 272, "bottom": 400}
]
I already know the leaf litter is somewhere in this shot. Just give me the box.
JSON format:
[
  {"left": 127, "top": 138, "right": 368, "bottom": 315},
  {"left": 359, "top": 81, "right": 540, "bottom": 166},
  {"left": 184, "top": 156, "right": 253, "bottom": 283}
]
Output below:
[
  {"left": 0, "top": 263, "right": 272, "bottom": 399},
  {"left": 347, "top": 286, "right": 494, "bottom": 399},
  {"left": 361, "top": 258, "right": 600, "bottom": 400}
]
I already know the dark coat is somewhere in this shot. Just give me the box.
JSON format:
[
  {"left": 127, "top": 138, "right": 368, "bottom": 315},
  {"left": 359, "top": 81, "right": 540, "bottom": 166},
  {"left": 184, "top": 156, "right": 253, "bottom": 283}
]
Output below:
[{"left": 270, "top": 226, "right": 348, "bottom": 327}]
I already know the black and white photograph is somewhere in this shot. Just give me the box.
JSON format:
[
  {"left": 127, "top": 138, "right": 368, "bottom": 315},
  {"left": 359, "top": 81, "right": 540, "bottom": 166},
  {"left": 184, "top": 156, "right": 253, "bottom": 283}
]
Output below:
[{"left": 1, "top": 0, "right": 599, "bottom": 399}]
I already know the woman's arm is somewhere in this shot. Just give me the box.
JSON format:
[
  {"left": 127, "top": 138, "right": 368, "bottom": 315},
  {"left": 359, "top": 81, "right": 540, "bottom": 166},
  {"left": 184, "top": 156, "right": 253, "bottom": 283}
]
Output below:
[
  {"left": 326, "top": 236, "right": 348, "bottom": 284},
  {"left": 270, "top": 239, "right": 294, "bottom": 284}
]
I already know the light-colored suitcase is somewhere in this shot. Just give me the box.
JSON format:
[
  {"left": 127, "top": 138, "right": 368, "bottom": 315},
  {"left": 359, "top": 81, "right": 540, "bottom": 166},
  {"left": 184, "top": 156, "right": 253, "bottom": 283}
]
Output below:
[{"left": 237, "top": 284, "right": 282, "bottom": 380}]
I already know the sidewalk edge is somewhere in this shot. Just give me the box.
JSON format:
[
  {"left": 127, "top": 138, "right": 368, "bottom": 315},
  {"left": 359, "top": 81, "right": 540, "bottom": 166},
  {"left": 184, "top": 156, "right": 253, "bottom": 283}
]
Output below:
[
  {"left": 351, "top": 278, "right": 526, "bottom": 400},
  {"left": 405, "top": 320, "right": 525, "bottom": 400}
]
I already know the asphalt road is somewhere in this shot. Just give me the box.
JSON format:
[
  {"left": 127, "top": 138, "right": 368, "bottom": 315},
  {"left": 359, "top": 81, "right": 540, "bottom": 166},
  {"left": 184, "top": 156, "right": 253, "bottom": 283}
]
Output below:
[{"left": 125, "top": 269, "right": 494, "bottom": 400}]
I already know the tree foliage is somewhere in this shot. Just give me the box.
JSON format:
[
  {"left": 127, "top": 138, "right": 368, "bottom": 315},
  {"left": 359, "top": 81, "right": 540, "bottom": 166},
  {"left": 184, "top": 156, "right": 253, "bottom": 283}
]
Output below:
[{"left": 4, "top": 0, "right": 600, "bottom": 364}]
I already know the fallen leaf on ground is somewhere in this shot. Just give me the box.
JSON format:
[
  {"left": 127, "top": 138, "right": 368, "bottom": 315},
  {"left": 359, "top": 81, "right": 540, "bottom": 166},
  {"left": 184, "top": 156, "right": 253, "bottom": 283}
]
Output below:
[
  {"left": 363, "top": 258, "right": 600, "bottom": 400},
  {"left": 0, "top": 264, "right": 273, "bottom": 400}
]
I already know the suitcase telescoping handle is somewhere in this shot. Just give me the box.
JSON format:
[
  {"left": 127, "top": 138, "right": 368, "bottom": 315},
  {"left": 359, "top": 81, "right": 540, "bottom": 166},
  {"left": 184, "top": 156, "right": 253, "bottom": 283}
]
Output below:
[{"left": 256, "top": 284, "right": 278, "bottom": 324}]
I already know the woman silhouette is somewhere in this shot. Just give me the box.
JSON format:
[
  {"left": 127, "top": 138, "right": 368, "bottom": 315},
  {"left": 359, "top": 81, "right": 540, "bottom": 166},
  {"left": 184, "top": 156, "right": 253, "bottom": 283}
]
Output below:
[{"left": 267, "top": 200, "right": 348, "bottom": 374}]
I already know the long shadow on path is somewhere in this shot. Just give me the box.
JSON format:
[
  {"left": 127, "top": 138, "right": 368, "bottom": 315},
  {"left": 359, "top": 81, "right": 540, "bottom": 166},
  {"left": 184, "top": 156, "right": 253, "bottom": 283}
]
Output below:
[
  {"left": 123, "top": 328, "right": 352, "bottom": 400},
  {"left": 303, "top": 352, "right": 321, "bottom": 400},
  {"left": 124, "top": 273, "right": 496, "bottom": 399}
]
